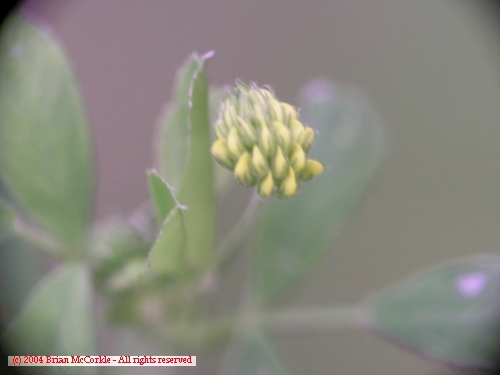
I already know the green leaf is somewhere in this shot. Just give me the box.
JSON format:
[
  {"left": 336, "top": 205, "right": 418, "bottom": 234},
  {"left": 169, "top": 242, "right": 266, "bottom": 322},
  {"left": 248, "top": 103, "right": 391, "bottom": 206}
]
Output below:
[
  {"left": 155, "top": 58, "right": 198, "bottom": 190},
  {"left": 364, "top": 254, "right": 500, "bottom": 371},
  {"left": 90, "top": 216, "right": 154, "bottom": 292},
  {"left": 148, "top": 207, "right": 186, "bottom": 278},
  {"left": 0, "top": 237, "right": 49, "bottom": 323},
  {"left": 105, "top": 258, "right": 149, "bottom": 292},
  {"left": 155, "top": 52, "right": 216, "bottom": 272},
  {"left": 147, "top": 169, "right": 178, "bottom": 223},
  {"left": 147, "top": 169, "right": 188, "bottom": 278},
  {"left": 256, "top": 80, "right": 383, "bottom": 302},
  {"left": 220, "top": 333, "right": 291, "bottom": 375},
  {"left": 3, "top": 264, "right": 97, "bottom": 365},
  {"left": 0, "top": 14, "right": 94, "bottom": 249},
  {"left": 0, "top": 197, "right": 15, "bottom": 240}
]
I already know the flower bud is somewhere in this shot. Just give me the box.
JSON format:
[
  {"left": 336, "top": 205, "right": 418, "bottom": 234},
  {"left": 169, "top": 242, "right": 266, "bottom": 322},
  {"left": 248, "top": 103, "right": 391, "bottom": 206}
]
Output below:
[
  {"left": 253, "top": 103, "right": 268, "bottom": 127},
  {"left": 281, "top": 102, "right": 298, "bottom": 123},
  {"left": 211, "top": 138, "right": 235, "bottom": 169},
  {"left": 223, "top": 105, "right": 237, "bottom": 129},
  {"left": 258, "top": 125, "right": 275, "bottom": 158},
  {"left": 227, "top": 127, "right": 245, "bottom": 158},
  {"left": 260, "top": 89, "right": 275, "bottom": 102},
  {"left": 238, "top": 94, "right": 252, "bottom": 118},
  {"left": 290, "top": 119, "right": 305, "bottom": 142},
  {"left": 272, "top": 147, "right": 288, "bottom": 180},
  {"left": 278, "top": 167, "right": 298, "bottom": 198},
  {"left": 214, "top": 119, "right": 228, "bottom": 139},
  {"left": 300, "top": 159, "right": 324, "bottom": 181},
  {"left": 234, "top": 152, "right": 256, "bottom": 185},
  {"left": 210, "top": 81, "right": 323, "bottom": 198},
  {"left": 272, "top": 121, "right": 291, "bottom": 152},
  {"left": 270, "top": 98, "right": 284, "bottom": 123},
  {"left": 236, "top": 116, "right": 257, "bottom": 147},
  {"left": 251, "top": 145, "right": 268, "bottom": 179},
  {"left": 299, "top": 127, "right": 316, "bottom": 152},
  {"left": 258, "top": 171, "right": 274, "bottom": 197},
  {"left": 248, "top": 89, "right": 265, "bottom": 106},
  {"left": 289, "top": 143, "right": 306, "bottom": 173}
]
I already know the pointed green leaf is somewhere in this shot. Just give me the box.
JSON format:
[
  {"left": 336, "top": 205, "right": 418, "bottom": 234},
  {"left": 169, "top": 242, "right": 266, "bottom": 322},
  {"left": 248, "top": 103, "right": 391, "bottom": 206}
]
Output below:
[
  {"left": 155, "top": 57, "right": 198, "bottom": 190},
  {"left": 0, "top": 14, "right": 94, "bottom": 248},
  {"left": 3, "top": 264, "right": 97, "bottom": 366},
  {"left": 149, "top": 207, "right": 186, "bottom": 278},
  {"left": 220, "top": 333, "right": 291, "bottom": 375},
  {"left": 179, "top": 52, "right": 216, "bottom": 271},
  {"left": 155, "top": 52, "right": 216, "bottom": 272},
  {"left": 147, "top": 168, "right": 188, "bottom": 279},
  {"left": 256, "top": 80, "right": 384, "bottom": 302},
  {"left": 147, "top": 169, "right": 178, "bottom": 223},
  {"left": 364, "top": 254, "right": 500, "bottom": 371}
]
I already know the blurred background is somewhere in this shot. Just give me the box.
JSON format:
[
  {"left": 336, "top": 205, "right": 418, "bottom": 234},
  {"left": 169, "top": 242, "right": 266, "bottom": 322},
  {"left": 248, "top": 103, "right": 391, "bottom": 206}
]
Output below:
[{"left": 3, "top": 1, "right": 500, "bottom": 374}]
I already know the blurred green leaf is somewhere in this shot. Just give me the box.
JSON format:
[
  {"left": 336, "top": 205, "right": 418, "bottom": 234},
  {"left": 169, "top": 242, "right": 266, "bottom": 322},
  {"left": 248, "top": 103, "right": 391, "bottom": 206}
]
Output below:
[
  {"left": 0, "top": 197, "right": 15, "bottom": 240},
  {"left": 178, "top": 52, "right": 216, "bottom": 272},
  {"left": 105, "top": 258, "right": 149, "bottom": 292},
  {"left": 3, "top": 264, "right": 97, "bottom": 369},
  {"left": 155, "top": 57, "right": 197, "bottom": 190},
  {"left": 256, "top": 80, "right": 383, "bottom": 302},
  {"left": 0, "top": 15, "right": 94, "bottom": 249},
  {"left": 147, "top": 168, "right": 188, "bottom": 279},
  {"left": 364, "top": 254, "right": 500, "bottom": 371},
  {"left": 90, "top": 216, "right": 154, "bottom": 293},
  {"left": 220, "top": 333, "right": 291, "bottom": 375},
  {"left": 148, "top": 207, "right": 186, "bottom": 278},
  {"left": 147, "top": 169, "right": 178, "bottom": 223},
  {"left": 0, "top": 236, "right": 49, "bottom": 323},
  {"left": 155, "top": 52, "right": 216, "bottom": 272}
]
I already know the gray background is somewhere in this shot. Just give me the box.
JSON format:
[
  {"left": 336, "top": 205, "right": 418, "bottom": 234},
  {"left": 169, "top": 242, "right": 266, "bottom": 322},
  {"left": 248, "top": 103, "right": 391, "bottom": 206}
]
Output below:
[{"left": 20, "top": 1, "right": 500, "bottom": 374}]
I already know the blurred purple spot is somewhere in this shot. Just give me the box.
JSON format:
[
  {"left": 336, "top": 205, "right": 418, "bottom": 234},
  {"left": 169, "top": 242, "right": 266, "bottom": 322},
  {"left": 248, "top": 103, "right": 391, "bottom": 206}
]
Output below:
[
  {"left": 300, "top": 79, "right": 335, "bottom": 104},
  {"left": 457, "top": 272, "right": 486, "bottom": 298}
]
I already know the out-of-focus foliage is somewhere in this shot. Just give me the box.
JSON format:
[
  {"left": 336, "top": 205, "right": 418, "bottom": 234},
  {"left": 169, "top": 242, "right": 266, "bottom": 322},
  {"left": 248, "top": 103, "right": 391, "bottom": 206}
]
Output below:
[
  {"left": 0, "top": 15, "right": 94, "bottom": 251},
  {"left": 255, "top": 80, "right": 383, "bottom": 303},
  {"left": 365, "top": 254, "right": 500, "bottom": 371}
]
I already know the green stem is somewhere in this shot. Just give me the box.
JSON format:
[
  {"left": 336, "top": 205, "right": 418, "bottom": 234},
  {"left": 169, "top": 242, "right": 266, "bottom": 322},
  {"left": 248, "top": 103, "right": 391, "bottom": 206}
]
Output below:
[
  {"left": 261, "top": 305, "right": 363, "bottom": 334},
  {"left": 182, "top": 305, "right": 363, "bottom": 349},
  {"left": 216, "top": 191, "right": 261, "bottom": 269}
]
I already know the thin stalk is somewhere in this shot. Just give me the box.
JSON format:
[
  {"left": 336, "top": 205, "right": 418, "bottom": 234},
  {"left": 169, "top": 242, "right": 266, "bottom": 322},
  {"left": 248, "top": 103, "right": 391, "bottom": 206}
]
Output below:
[
  {"left": 216, "top": 191, "right": 261, "bottom": 269},
  {"left": 261, "top": 305, "right": 364, "bottom": 334},
  {"left": 184, "top": 305, "right": 363, "bottom": 349}
]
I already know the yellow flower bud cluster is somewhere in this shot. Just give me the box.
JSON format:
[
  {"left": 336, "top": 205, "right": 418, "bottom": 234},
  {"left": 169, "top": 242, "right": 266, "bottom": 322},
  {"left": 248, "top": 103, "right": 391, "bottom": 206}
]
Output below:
[{"left": 211, "top": 82, "right": 324, "bottom": 198}]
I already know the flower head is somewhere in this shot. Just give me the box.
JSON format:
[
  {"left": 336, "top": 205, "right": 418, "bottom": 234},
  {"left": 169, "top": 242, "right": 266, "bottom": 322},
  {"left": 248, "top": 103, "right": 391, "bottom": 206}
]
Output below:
[{"left": 211, "top": 81, "right": 324, "bottom": 198}]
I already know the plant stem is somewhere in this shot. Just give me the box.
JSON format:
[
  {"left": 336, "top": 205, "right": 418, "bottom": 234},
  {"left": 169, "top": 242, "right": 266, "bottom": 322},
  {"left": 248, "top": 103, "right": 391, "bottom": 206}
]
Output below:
[
  {"left": 191, "top": 305, "right": 363, "bottom": 348},
  {"left": 261, "top": 305, "right": 363, "bottom": 334},
  {"left": 216, "top": 191, "right": 261, "bottom": 269}
]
